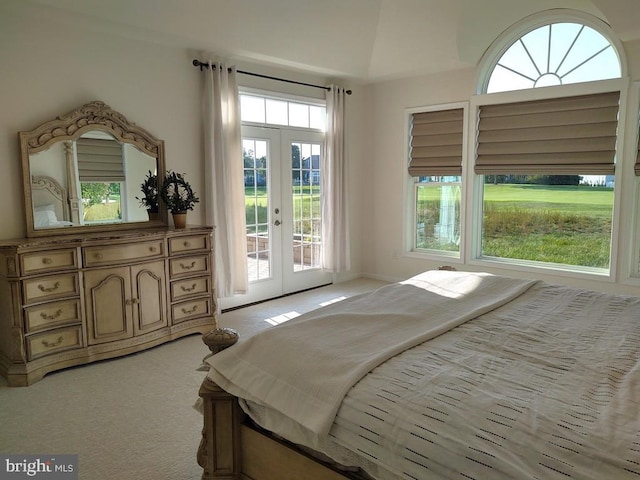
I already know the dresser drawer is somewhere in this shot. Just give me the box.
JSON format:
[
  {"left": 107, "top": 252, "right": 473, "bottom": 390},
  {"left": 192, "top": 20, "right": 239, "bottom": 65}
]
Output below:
[
  {"left": 172, "top": 297, "right": 212, "bottom": 324},
  {"left": 24, "top": 299, "right": 81, "bottom": 333},
  {"left": 169, "top": 255, "right": 210, "bottom": 277},
  {"left": 21, "top": 249, "right": 77, "bottom": 275},
  {"left": 168, "top": 234, "right": 210, "bottom": 255},
  {"left": 23, "top": 273, "right": 79, "bottom": 304},
  {"left": 26, "top": 326, "right": 83, "bottom": 360},
  {"left": 84, "top": 241, "right": 164, "bottom": 267},
  {"left": 171, "top": 276, "right": 211, "bottom": 301}
]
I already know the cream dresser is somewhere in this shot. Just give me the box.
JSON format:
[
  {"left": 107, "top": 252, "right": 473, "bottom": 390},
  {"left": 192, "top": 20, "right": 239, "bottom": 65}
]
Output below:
[{"left": 0, "top": 226, "right": 216, "bottom": 386}]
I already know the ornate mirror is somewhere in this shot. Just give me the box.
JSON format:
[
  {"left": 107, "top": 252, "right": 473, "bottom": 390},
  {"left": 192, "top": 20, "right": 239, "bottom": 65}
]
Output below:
[{"left": 20, "top": 101, "right": 167, "bottom": 237}]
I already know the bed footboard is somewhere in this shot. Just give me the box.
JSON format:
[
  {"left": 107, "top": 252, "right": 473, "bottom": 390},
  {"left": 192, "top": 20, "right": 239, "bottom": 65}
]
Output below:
[
  {"left": 198, "top": 328, "right": 243, "bottom": 480},
  {"left": 198, "top": 328, "right": 367, "bottom": 480}
]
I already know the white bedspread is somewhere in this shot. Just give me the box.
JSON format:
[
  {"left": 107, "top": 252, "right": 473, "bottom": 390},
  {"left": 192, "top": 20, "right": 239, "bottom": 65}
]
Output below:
[{"left": 206, "top": 271, "right": 536, "bottom": 448}]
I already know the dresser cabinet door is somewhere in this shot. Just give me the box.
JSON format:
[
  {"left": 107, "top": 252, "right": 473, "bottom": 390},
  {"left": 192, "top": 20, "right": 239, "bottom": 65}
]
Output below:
[
  {"left": 84, "top": 266, "right": 132, "bottom": 345},
  {"left": 131, "top": 260, "right": 167, "bottom": 335}
]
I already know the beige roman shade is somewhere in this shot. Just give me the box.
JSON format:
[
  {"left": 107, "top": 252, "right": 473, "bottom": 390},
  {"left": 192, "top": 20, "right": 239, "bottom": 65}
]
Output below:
[
  {"left": 409, "top": 108, "right": 464, "bottom": 176},
  {"left": 476, "top": 91, "right": 620, "bottom": 175},
  {"left": 77, "top": 138, "right": 124, "bottom": 182}
]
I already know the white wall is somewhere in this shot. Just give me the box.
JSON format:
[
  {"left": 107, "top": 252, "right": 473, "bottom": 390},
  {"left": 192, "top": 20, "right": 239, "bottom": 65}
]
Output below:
[
  {"left": 363, "top": 68, "right": 476, "bottom": 278},
  {"left": 0, "top": 1, "right": 364, "bottom": 276}
]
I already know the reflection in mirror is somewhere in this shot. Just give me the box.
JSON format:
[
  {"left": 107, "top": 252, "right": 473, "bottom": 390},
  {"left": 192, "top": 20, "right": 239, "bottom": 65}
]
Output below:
[
  {"left": 28, "top": 131, "right": 157, "bottom": 228},
  {"left": 20, "top": 101, "right": 167, "bottom": 237}
]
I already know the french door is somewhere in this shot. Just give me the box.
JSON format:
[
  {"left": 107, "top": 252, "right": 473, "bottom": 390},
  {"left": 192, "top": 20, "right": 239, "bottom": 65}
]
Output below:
[{"left": 218, "top": 126, "right": 332, "bottom": 310}]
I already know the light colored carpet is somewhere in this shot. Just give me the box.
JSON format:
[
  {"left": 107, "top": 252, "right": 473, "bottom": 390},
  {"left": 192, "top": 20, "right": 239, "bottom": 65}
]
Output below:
[{"left": 0, "top": 277, "right": 387, "bottom": 480}]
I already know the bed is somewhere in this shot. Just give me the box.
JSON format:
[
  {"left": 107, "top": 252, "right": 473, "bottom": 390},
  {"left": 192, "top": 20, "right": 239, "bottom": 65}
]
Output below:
[
  {"left": 197, "top": 269, "right": 640, "bottom": 479},
  {"left": 31, "top": 175, "right": 74, "bottom": 228}
]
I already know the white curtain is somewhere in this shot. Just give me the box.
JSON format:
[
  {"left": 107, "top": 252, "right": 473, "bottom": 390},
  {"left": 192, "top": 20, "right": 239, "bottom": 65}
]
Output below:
[
  {"left": 321, "top": 86, "right": 351, "bottom": 272},
  {"left": 204, "top": 62, "right": 248, "bottom": 297}
]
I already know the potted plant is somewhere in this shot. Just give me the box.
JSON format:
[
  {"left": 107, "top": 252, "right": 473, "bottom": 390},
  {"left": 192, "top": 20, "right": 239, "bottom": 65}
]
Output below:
[
  {"left": 136, "top": 170, "right": 159, "bottom": 220},
  {"left": 160, "top": 170, "right": 199, "bottom": 228}
]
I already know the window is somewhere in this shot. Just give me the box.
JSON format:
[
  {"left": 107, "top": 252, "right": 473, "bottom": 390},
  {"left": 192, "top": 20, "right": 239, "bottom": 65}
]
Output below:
[
  {"left": 240, "top": 94, "right": 326, "bottom": 130},
  {"left": 485, "top": 21, "right": 621, "bottom": 94},
  {"left": 474, "top": 13, "right": 622, "bottom": 273},
  {"left": 414, "top": 176, "right": 461, "bottom": 252},
  {"left": 408, "top": 107, "right": 465, "bottom": 256},
  {"left": 77, "top": 137, "right": 124, "bottom": 224}
]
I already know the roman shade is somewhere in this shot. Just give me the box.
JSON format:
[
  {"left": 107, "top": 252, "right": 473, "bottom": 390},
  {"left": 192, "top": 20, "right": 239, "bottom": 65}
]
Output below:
[
  {"left": 77, "top": 138, "right": 124, "bottom": 182},
  {"left": 476, "top": 91, "right": 620, "bottom": 175},
  {"left": 409, "top": 108, "right": 464, "bottom": 176}
]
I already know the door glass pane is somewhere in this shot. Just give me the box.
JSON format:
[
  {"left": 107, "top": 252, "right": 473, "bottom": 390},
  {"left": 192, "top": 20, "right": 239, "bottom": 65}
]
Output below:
[
  {"left": 291, "top": 142, "right": 321, "bottom": 271},
  {"left": 243, "top": 139, "right": 270, "bottom": 281}
]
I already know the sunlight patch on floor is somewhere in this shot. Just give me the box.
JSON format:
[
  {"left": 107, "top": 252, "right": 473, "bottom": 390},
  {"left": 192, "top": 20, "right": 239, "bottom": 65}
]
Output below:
[
  {"left": 263, "top": 311, "right": 301, "bottom": 326},
  {"left": 319, "top": 296, "right": 347, "bottom": 307}
]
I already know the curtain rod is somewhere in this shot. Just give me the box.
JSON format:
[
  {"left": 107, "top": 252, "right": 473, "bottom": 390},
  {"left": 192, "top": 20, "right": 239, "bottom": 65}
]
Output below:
[{"left": 192, "top": 59, "right": 352, "bottom": 95}]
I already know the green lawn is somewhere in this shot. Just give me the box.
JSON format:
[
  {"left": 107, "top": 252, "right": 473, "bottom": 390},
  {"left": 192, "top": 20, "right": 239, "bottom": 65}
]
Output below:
[
  {"left": 484, "top": 183, "right": 613, "bottom": 217},
  {"left": 484, "top": 184, "right": 613, "bottom": 268},
  {"left": 418, "top": 183, "right": 614, "bottom": 268},
  {"left": 245, "top": 186, "right": 320, "bottom": 234},
  {"left": 83, "top": 201, "right": 121, "bottom": 222}
]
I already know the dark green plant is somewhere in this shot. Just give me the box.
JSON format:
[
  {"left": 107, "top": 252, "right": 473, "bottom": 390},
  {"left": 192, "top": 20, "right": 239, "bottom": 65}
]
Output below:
[
  {"left": 136, "top": 170, "right": 159, "bottom": 212},
  {"left": 160, "top": 170, "right": 199, "bottom": 213}
]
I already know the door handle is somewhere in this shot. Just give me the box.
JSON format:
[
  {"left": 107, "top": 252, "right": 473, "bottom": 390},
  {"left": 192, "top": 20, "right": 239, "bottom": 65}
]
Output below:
[{"left": 274, "top": 220, "right": 281, "bottom": 226}]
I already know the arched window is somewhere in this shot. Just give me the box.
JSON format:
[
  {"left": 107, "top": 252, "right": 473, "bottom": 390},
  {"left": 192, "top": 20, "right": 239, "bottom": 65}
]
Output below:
[
  {"left": 481, "top": 14, "right": 622, "bottom": 94},
  {"left": 471, "top": 11, "right": 625, "bottom": 273}
]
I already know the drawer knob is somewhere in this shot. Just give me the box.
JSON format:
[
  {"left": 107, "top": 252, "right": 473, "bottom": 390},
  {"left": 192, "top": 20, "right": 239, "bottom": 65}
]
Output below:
[
  {"left": 181, "top": 283, "right": 197, "bottom": 292},
  {"left": 42, "top": 336, "right": 64, "bottom": 348},
  {"left": 40, "top": 309, "right": 63, "bottom": 321},
  {"left": 42, "top": 257, "right": 53, "bottom": 265},
  {"left": 183, "top": 241, "right": 191, "bottom": 247},
  {"left": 38, "top": 281, "right": 60, "bottom": 293},
  {"left": 149, "top": 246, "right": 156, "bottom": 252},
  {"left": 94, "top": 253, "right": 103, "bottom": 260},
  {"left": 180, "top": 261, "right": 196, "bottom": 271},
  {"left": 181, "top": 305, "right": 199, "bottom": 315}
]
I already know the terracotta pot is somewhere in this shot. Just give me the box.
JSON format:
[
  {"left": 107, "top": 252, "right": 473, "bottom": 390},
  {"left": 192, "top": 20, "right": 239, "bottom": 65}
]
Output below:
[
  {"left": 172, "top": 212, "right": 187, "bottom": 229},
  {"left": 147, "top": 210, "right": 159, "bottom": 221}
]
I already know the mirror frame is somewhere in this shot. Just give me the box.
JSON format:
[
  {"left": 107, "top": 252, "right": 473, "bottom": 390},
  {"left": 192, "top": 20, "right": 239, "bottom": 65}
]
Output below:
[{"left": 20, "top": 100, "right": 167, "bottom": 237}]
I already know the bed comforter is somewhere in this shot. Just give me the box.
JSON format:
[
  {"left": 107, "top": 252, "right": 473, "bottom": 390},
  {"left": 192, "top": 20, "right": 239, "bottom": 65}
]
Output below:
[{"left": 206, "top": 271, "right": 640, "bottom": 479}]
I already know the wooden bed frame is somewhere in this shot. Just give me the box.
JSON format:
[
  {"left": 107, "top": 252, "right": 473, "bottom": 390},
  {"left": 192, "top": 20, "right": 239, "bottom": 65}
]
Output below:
[
  {"left": 197, "top": 328, "right": 371, "bottom": 480},
  {"left": 31, "top": 174, "right": 70, "bottom": 222}
]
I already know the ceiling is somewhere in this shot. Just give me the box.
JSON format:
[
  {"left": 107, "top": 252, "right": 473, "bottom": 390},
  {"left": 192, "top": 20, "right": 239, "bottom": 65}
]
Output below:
[{"left": 19, "top": 0, "right": 640, "bottom": 83}]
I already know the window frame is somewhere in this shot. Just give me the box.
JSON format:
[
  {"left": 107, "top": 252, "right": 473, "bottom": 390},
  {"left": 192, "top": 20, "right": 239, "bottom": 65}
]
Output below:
[
  {"left": 404, "top": 102, "right": 468, "bottom": 264},
  {"left": 626, "top": 81, "right": 640, "bottom": 282},
  {"left": 239, "top": 87, "right": 327, "bottom": 133},
  {"left": 468, "top": 78, "right": 628, "bottom": 281},
  {"left": 475, "top": 9, "right": 627, "bottom": 95}
]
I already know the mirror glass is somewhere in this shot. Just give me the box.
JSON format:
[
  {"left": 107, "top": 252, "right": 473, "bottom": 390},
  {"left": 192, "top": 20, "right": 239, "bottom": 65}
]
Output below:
[{"left": 20, "top": 101, "right": 167, "bottom": 237}]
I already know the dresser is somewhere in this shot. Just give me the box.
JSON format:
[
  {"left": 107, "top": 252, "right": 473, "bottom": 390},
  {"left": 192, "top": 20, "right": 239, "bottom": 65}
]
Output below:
[{"left": 0, "top": 226, "right": 216, "bottom": 386}]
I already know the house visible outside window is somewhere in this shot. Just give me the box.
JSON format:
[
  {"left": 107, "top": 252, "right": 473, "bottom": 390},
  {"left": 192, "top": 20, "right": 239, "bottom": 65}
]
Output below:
[{"left": 473, "top": 13, "right": 623, "bottom": 273}]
